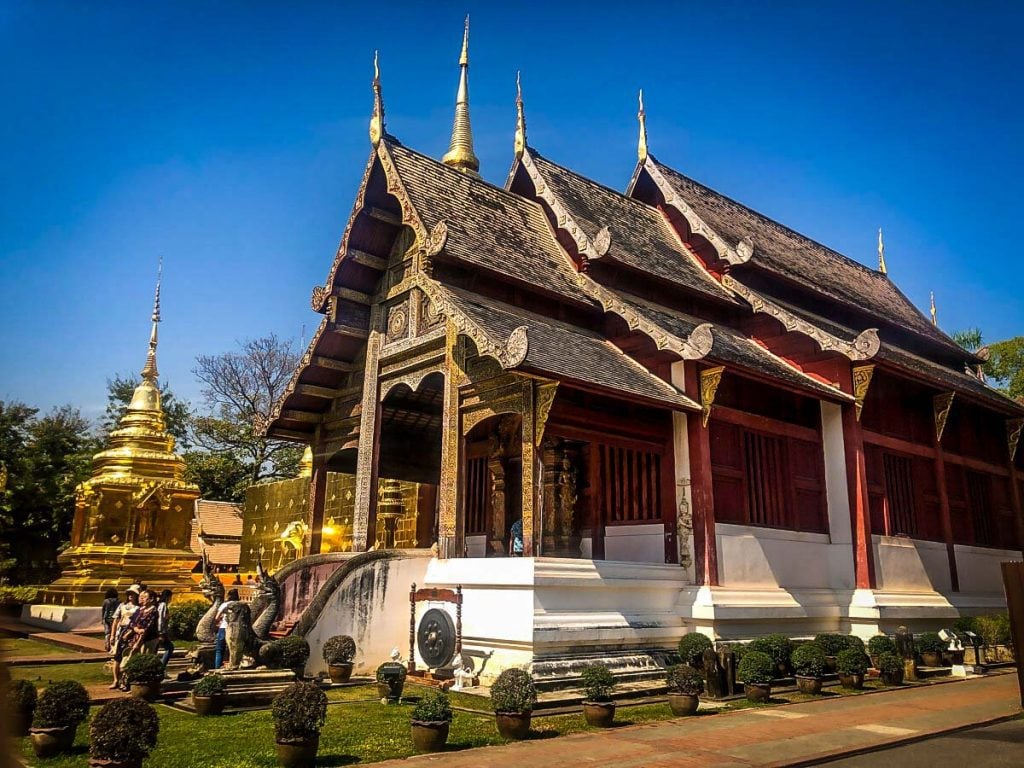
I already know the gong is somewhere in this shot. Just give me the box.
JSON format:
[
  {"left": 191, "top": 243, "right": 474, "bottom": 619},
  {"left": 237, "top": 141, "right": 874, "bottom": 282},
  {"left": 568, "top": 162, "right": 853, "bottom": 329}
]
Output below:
[{"left": 417, "top": 607, "right": 457, "bottom": 668}]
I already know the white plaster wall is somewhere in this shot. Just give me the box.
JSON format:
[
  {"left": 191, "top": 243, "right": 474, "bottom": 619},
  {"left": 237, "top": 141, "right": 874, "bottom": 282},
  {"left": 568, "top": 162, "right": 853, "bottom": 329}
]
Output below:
[
  {"left": 716, "top": 523, "right": 848, "bottom": 590},
  {"left": 872, "top": 535, "right": 952, "bottom": 593},
  {"left": 955, "top": 544, "right": 1017, "bottom": 595},
  {"left": 604, "top": 523, "right": 664, "bottom": 563},
  {"left": 304, "top": 556, "right": 431, "bottom": 677}
]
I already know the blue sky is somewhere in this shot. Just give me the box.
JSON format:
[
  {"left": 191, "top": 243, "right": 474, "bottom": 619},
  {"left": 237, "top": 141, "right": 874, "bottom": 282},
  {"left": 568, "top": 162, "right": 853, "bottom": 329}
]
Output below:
[{"left": 1, "top": 2, "right": 1021, "bottom": 419}]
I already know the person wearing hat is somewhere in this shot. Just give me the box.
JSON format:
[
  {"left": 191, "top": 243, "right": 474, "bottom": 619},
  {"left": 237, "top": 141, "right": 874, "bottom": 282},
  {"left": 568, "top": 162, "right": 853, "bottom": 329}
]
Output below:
[{"left": 108, "top": 587, "right": 140, "bottom": 690}]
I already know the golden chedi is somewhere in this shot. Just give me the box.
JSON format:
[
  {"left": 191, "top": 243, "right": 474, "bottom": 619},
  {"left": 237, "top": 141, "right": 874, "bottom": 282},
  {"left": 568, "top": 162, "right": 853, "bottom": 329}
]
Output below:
[{"left": 42, "top": 270, "right": 200, "bottom": 606}]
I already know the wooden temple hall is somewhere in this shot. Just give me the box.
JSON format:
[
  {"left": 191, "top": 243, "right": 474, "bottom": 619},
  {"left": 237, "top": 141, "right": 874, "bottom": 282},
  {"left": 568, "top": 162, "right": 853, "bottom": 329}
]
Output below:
[{"left": 265, "top": 24, "right": 1023, "bottom": 636}]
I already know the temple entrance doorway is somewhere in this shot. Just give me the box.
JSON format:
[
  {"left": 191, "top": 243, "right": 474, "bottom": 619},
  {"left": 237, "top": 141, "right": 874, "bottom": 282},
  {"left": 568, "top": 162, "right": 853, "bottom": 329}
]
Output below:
[{"left": 463, "top": 414, "right": 522, "bottom": 557}]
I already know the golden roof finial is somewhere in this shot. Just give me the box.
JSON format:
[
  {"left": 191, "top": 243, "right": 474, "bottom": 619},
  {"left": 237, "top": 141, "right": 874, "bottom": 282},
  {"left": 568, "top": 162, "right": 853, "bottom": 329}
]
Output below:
[
  {"left": 441, "top": 15, "right": 480, "bottom": 177},
  {"left": 930, "top": 291, "right": 938, "bottom": 326},
  {"left": 369, "top": 50, "right": 386, "bottom": 147},
  {"left": 638, "top": 89, "right": 649, "bottom": 163},
  {"left": 877, "top": 227, "right": 887, "bottom": 274},
  {"left": 514, "top": 71, "right": 527, "bottom": 159},
  {"left": 140, "top": 257, "right": 162, "bottom": 382}
]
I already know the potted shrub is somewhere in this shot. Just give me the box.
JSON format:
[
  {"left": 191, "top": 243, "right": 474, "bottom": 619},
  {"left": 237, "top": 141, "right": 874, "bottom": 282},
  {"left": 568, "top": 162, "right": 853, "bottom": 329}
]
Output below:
[
  {"left": 813, "top": 634, "right": 844, "bottom": 672},
  {"left": 877, "top": 652, "right": 905, "bottom": 686},
  {"left": 122, "top": 653, "right": 165, "bottom": 701},
  {"left": 749, "top": 633, "right": 792, "bottom": 677},
  {"left": 791, "top": 643, "right": 827, "bottom": 695},
  {"left": 677, "top": 633, "right": 713, "bottom": 668},
  {"left": 30, "top": 680, "right": 90, "bottom": 757},
  {"left": 737, "top": 650, "right": 774, "bottom": 702},
  {"left": 410, "top": 689, "right": 452, "bottom": 753},
  {"left": 88, "top": 697, "right": 159, "bottom": 768},
  {"left": 580, "top": 664, "right": 617, "bottom": 727},
  {"left": 271, "top": 636, "right": 311, "bottom": 678},
  {"left": 490, "top": 667, "right": 537, "bottom": 739},
  {"left": 376, "top": 661, "right": 407, "bottom": 703},
  {"left": 272, "top": 681, "right": 327, "bottom": 768},
  {"left": 867, "top": 635, "right": 896, "bottom": 668},
  {"left": 836, "top": 648, "right": 869, "bottom": 689},
  {"left": 7, "top": 679, "right": 37, "bottom": 736},
  {"left": 916, "top": 632, "right": 945, "bottom": 667},
  {"left": 322, "top": 635, "right": 356, "bottom": 683},
  {"left": 665, "top": 664, "right": 703, "bottom": 715},
  {"left": 191, "top": 673, "right": 227, "bottom": 716}
]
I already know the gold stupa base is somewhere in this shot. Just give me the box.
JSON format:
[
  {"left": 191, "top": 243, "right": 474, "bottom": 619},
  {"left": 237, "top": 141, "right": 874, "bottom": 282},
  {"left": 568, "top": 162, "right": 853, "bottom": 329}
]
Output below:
[{"left": 39, "top": 545, "right": 201, "bottom": 607}]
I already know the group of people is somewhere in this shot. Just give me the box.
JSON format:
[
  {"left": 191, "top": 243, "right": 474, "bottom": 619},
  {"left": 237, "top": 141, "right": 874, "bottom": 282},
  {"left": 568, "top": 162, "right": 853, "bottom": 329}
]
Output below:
[{"left": 100, "top": 584, "right": 174, "bottom": 690}]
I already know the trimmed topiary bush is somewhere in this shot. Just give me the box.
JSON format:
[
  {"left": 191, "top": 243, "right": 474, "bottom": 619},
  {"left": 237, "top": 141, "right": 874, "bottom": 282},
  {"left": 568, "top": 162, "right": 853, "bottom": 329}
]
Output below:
[
  {"left": 490, "top": 668, "right": 537, "bottom": 713},
  {"left": 677, "top": 633, "right": 713, "bottom": 666},
  {"left": 89, "top": 698, "right": 159, "bottom": 763},
  {"left": 814, "top": 634, "right": 863, "bottom": 656},
  {"left": 7, "top": 678, "right": 37, "bottom": 716},
  {"left": 867, "top": 635, "right": 896, "bottom": 657},
  {"left": 737, "top": 651, "right": 775, "bottom": 685},
  {"left": 836, "top": 648, "right": 869, "bottom": 676},
  {"left": 167, "top": 599, "right": 209, "bottom": 642},
  {"left": 33, "top": 680, "right": 89, "bottom": 729},
  {"left": 748, "top": 634, "right": 793, "bottom": 671},
  {"left": 791, "top": 643, "right": 827, "bottom": 677},
  {"left": 272, "top": 682, "right": 327, "bottom": 743},
  {"left": 666, "top": 664, "right": 705, "bottom": 695},
  {"left": 412, "top": 689, "right": 453, "bottom": 723},
  {"left": 580, "top": 664, "right": 616, "bottom": 702},
  {"left": 192, "top": 673, "right": 226, "bottom": 697},
  {"left": 322, "top": 635, "right": 356, "bottom": 665},
  {"left": 123, "top": 652, "right": 165, "bottom": 685},
  {"left": 375, "top": 662, "right": 408, "bottom": 684},
  {"left": 916, "top": 632, "right": 946, "bottom": 655},
  {"left": 269, "top": 635, "right": 311, "bottom": 672},
  {"left": 877, "top": 652, "right": 903, "bottom": 676}
]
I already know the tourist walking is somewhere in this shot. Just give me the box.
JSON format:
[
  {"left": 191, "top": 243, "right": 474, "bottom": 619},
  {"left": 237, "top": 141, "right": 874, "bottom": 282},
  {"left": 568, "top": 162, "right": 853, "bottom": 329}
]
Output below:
[
  {"left": 214, "top": 588, "right": 240, "bottom": 669},
  {"left": 108, "top": 586, "right": 139, "bottom": 690},
  {"left": 151, "top": 589, "right": 174, "bottom": 672},
  {"left": 100, "top": 587, "right": 120, "bottom": 652}
]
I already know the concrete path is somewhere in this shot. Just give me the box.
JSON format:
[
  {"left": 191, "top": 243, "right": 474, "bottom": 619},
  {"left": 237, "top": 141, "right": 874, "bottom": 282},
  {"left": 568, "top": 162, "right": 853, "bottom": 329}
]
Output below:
[
  {"left": 379, "top": 673, "right": 1021, "bottom": 768},
  {"left": 0, "top": 616, "right": 106, "bottom": 652}
]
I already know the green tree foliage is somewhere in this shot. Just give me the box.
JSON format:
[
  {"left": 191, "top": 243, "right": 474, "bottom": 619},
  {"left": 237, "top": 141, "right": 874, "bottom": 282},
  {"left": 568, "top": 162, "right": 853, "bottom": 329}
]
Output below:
[
  {"left": 103, "top": 374, "right": 193, "bottom": 448},
  {"left": 952, "top": 327, "right": 983, "bottom": 352},
  {"left": 0, "top": 401, "right": 98, "bottom": 584},
  {"left": 984, "top": 336, "right": 1024, "bottom": 401},
  {"left": 182, "top": 450, "right": 251, "bottom": 502}
]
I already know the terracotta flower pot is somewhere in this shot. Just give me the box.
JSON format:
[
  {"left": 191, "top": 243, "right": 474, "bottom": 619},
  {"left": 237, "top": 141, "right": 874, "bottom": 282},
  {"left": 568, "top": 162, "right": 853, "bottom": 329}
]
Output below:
[
  {"left": 89, "top": 757, "right": 143, "bottom": 768},
  {"left": 920, "top": 651, "right": 942, "bottom": 667},
  {"left": 744, "top": 683, "right": 771, "bottom": 703},
  {"left": 838, "top": 672, "right": 864, "bottom": 689},
  {"left": 795, "top": 675, "right": 823, "bottom": 695},
  {"left": 10, "top": 709, "right": 32, "bottom": 737},
  {"left": 880, "top": 670, "right": 904, "bottom": 686},
  {"left": 193, "top": 693, "right": 227, "bottom": 716},
  {"left": 328, "top": 662, "right": 353, "bottom": 684},
  {"left": 30, "top": 725, "right": 77, "bottom": 758},
  {"left": 130, "top": 680, "right": 161, "bottom": 701},
  {"left": 495, "top": 711, "right": 532, "bottom": 739},
  {"left": 275, "top": 736, "right": 320, "bottom": 768},
  {"left": 667, "top": 693, "right": 700, "bottom": 716},
  {"left": 582, "top": 701, "right": 616, "bottom": 728},
  {"left": 411, "top": 720, "right": 450, "bottom": 752}
]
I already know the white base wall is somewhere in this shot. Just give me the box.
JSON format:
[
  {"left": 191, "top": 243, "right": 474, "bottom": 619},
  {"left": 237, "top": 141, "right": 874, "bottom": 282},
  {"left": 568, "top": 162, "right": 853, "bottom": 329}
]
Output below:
[
  {"left": 603, "top": 524, "right": 664, "bottom": 563},
  {"left": 21, "top": 604, "right": 102, "bottom": 632}
]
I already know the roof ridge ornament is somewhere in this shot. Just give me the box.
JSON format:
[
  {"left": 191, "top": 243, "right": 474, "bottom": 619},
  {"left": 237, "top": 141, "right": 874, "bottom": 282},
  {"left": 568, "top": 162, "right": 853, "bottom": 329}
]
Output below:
[
  {"left": 441, "top": 16, "right": 481, "bottom": 177},
  {"left": 930, "top": 291, "right": 938, "bottom": 326},
  {"left": 877, "top": 227, "right": 887, "bottom": 275},
  {"left": 637, "top": 89, "right": 648, "bottom": 163},
  {"left": 514, "top": 71, "right": 527, "bottom": 159},
  {"left": 370, "top": 51, "right": 385, "bottom": 148},
  {"left": 140, "top": 257, "right": 162, "bottom": 382}
]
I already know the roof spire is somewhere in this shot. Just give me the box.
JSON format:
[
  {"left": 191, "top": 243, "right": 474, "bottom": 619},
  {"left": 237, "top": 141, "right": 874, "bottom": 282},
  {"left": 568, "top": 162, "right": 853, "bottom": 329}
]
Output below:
[
  {"left": 877, "top": 227, "right": 887, "bottom": 274},
  {"left": 441, "top": 16, "right": 480, "bottom": 177},
  {"left": 930, "top": 291, "right": 938, "bottom": 326},
  {"left": 140, "top": 257, "right": 162, "bottom": 382},
  {"left": 369, "top": 50, "right": 386, "bottom": 147},
  {"left": 514, "top": 71, "right": 527, "bottom": 159},
  {"left": 637, "top": 89, "right": 648, "bottom": 163}
]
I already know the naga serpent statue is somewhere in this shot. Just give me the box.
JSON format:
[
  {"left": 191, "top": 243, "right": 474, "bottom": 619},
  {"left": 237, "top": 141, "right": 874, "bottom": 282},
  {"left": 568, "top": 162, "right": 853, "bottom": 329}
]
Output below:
[
  {"left": 221, "top": 559, "right": 281, "bottom": 670},
  {"left": 185, "top": 552, "right": 226, "bottom": 674}
]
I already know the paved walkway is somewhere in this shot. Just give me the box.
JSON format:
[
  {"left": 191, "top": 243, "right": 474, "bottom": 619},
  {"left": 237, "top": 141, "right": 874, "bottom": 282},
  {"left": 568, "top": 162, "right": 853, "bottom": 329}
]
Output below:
[
  {"left": 380, "top": 673, "right": 1021, "bottom": 768},
  {"left": 0, "top": 616, "right": 106, "bottom": 653}
]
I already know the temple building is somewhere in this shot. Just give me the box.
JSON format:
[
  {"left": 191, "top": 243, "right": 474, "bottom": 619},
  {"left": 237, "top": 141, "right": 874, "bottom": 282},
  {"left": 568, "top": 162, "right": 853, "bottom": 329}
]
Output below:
[
  {"left": 37, "top": 272, "right": 201, "bottom": 615},
  {"left": 189, "top": 499, "right": 244, "bottom": 573},
  {"left": 262, "top": 24, "right": 1023, "bottom": 679}
]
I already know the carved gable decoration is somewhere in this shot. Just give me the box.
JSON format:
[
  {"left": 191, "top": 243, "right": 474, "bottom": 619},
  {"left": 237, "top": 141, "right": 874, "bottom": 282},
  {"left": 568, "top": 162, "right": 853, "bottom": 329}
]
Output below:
[
  {"left": 852, "top": 364, "right": 875, "bottom": 422},
  {"left": 933, "top": 392, "right": 955, "bottom": 443},
  {"left": 700, "top": 366, "right": 726, "bottom": 428},
  {"left": 1008, "top": 418, "right": 1024, "bottom": 462}
]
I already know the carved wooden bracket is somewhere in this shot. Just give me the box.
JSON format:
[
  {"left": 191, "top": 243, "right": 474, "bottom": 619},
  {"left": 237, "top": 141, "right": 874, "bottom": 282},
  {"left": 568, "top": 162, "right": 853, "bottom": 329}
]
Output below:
[
  {"left": 700, "top": 366, "right": 726, "bottom": 428},
  {"left": 933, "top": 392, "right": 955, "bottom": 443},
  {"left": 311, "top": 285, "right": 331, "bottom": 314},
  {"left": 852, "top": 364, "right": 875, "bottom": 422},
  {"left": 1008, "top": 418, "right": 1024, "bottom": 462},
  {"left": 534, "top": 382, "right": 559, "bottom": 446}
]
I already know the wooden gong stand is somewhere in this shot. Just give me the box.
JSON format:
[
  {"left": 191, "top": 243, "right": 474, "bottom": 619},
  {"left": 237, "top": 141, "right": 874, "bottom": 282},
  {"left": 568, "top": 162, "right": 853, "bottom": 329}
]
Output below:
[{"left": 407, "top": 583, "right": 470, "bottom": 687}]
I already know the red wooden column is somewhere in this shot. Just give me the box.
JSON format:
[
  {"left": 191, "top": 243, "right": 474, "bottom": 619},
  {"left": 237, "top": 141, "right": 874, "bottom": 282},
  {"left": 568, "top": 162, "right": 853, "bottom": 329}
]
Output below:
[
  {"left": 841, "top": 402, "right": 876, "bottom": 589},
  {"left": 307, "top": 451, "right": 329, "bottom": 555},
  {"left": 933, "top": 444, "right": 960, "bottom": 592},
  {"left": 684, "top": 363, "right": 719, "bottom": 586}
]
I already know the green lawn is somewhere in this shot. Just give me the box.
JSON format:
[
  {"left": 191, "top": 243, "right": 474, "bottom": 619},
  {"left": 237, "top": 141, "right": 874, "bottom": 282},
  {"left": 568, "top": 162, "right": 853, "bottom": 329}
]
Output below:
[
  {"left": 10, "top": 662, "right": 111, "bottom": 688},
  {"left": 0, "top": 637, "right": 80, "bottom": 658}
]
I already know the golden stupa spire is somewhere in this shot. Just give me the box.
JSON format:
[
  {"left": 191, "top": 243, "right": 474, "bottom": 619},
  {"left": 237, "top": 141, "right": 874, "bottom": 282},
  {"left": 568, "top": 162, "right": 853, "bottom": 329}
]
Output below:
[
  {"left": 930, "top": 291, "right": 938, "bottom": 326},
  {"left": 299, "top": 445, "right": 313, "bottom": 478},
  {"left": 441, "top": 16, "right": 480, "bottom": 177},
  {"left": 638, "top": 89, "right": 649, "bottom": 163},
  {"left": 513, "top": 71, "right": 527, "bottom": 159},
  {"left": 877, "top": 228, "right": 887, "bottom": 275},
  {"left": 141, "top": 257, "right": 162, "bottom": 382},
  {"left": 369, "top": 50, "right": 385, "bottom": 147}
]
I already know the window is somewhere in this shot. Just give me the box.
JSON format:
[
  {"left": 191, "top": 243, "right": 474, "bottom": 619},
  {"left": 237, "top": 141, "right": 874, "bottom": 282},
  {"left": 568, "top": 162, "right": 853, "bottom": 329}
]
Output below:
[
  {"left": 465, "top": 456, "right": 488, "bottom": 535},
  {"left": 882, "top": 453, "right": 917, "bottom": 537},
  {"left": 596, "top": 444, "right": 663, "bottom": 524}
]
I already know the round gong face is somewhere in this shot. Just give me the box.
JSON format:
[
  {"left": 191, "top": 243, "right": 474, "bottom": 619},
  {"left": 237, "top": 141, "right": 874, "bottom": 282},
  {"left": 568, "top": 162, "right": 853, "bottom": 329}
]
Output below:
[{"left": 417, "top": 607, "right": 456, "bottom": 668}]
